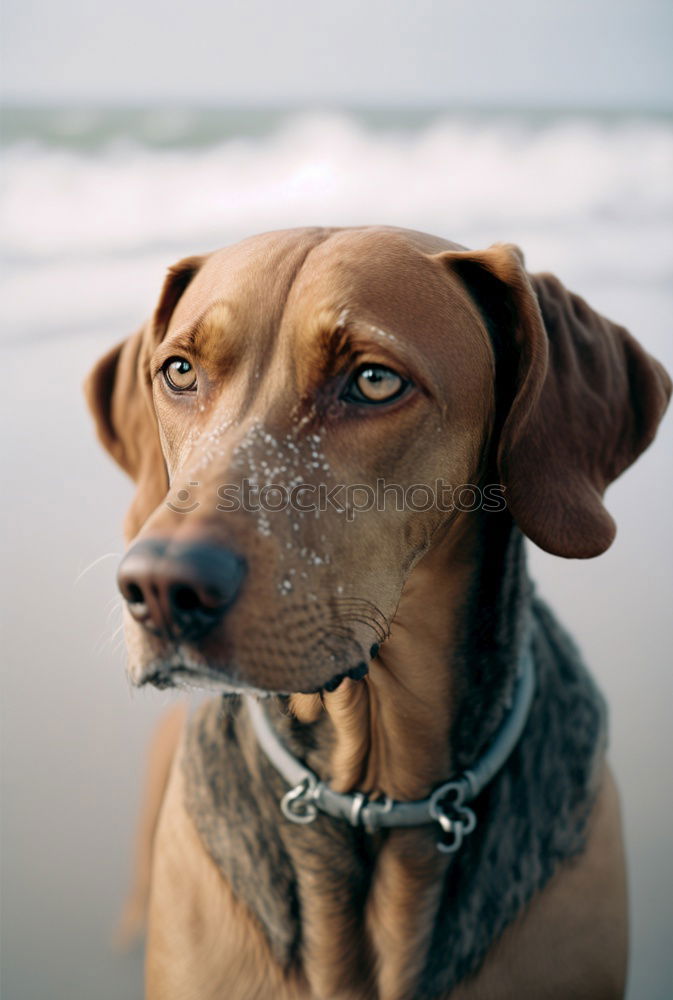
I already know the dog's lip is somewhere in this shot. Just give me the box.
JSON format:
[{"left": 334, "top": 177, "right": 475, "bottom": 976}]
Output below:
[
  {"left": 138, "top": 658, "right": 371, "bottom": 697},
  {"left": 138, "top": 662, "right": 278, "bottom": 697},
  {"left": 309, "top": 661, "right": 370, "bottom": 694}
]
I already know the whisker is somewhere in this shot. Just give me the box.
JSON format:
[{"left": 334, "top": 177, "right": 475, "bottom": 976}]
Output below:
[
  {"left": 74, "top": 552, "right": 121, "bottom": 585},
  {"left": 111, "top": 635, "right": 127, "bottom": 656},
  {"left": 331, "top": 595, "right": 389, "bottom": 622},
  {"left": 331, "top": 612, "right": 387, "bottom": 636},
  {"left": 332, "top": 597, "right": 390, "bottom": 642},
  {"left": 107, "top": 621, "right": 125, "bottom": 643},
  {"left": 331, "top": 598, "right": 390, "bottom": 629},
  {"left": 106, "top": 599, "right": 124, "bottom": 622},
  {"left": 331, "top": 613, "right": 388, "bottom": 643},
  {"left": 94, "top": 621, "right": 126, "bottom": 656}
]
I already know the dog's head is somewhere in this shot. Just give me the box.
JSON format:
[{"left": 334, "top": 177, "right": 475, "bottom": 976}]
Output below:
[{"left": 85, "top": 227, "right": 670, "bottom": 694}]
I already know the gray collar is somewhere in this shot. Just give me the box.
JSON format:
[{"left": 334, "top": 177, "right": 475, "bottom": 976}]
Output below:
[{"left": 246, "top": 634, "right": 535, "bottom": 854}]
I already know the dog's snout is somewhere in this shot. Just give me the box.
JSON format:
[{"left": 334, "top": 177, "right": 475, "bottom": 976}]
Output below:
[{"left": 117, "top": 539, "right": 246, "bottom": 641}]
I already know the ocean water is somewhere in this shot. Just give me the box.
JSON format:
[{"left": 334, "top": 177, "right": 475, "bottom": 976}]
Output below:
[
  {"left": 2, "top": 106, "right": 672, "bottom": 342},
  {"left": 1, "top": 106, "right": 672, "bottom": 1000}
]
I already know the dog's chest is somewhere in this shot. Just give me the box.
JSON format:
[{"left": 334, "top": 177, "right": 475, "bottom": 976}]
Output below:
[{"left": 182, "top": 608, "right": 606, "bottom": 999}]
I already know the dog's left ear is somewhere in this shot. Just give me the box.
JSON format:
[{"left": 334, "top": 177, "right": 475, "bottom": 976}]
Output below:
[
  {"left": 84, "top": 255, "right": 206, "bottom": 540},
  {"left": 438, "top": 245, "right": 671, "bottom": 558}
]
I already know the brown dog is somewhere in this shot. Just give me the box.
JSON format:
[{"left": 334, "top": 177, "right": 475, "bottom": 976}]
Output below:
[{"left": 86, "top": 227, "right": 670, "bottom": 999}]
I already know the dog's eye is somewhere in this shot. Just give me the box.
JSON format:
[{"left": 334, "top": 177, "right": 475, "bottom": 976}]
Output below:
[
  {"left": 343, "top": 364, "right": 407, "bottom": 405},
  {"left": 163, "top": 357, "right": 197, "bottom": 392}
]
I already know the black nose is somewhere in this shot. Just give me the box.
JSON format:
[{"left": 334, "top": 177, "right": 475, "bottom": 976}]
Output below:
[{"left": 117, "top": 539, "right": 245, "bottom": 641}]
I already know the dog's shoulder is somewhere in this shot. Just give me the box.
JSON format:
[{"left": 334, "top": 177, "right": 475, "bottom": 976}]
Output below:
[
  {"left": 450, "top": 762, "right": 628, "bottom": 1000},
  {"left": 151, "top": 743, "right": 627, "bottom": 999},
  {"left": 146, "top": 723, "right": 306, "bottom": 1000}
]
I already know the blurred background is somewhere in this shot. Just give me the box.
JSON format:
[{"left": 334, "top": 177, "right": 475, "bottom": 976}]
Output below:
[{"left": 1, "top": 2, "right": 672, "bottom": 998}]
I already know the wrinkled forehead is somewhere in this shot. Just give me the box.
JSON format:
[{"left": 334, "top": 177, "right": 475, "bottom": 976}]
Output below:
[
  {"left": 166, "top": 229, "right": 328, "bottom": 343},
  {"left": 283, "top": 229, "right": 485, "bottom": 359},
  {"left": 164, "top": 227, "right": 492, "bottom": 391}
]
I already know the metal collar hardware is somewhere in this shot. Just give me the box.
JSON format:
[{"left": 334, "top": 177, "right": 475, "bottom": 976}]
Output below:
[{"left": 246, "top": 632, "right": 535, "bottom": 853}]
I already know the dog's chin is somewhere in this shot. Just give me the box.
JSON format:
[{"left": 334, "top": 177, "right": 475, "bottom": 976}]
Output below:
[
  {"left": 135, "top": 661, "right": 279, "bottom": 698},
  {"left": 133, "top": 653, "right": 371, "bottom": 698}
]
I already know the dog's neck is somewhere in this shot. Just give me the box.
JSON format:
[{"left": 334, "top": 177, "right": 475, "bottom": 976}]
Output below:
[
  {"left": 185, "top": 513, "right": 603, "bottom": 999},
  {"left": 258, "top": 511, "right": 533, "bottom": 998},
  {"left": 287, "top": 510, "right": 527, "bottom": 803}
]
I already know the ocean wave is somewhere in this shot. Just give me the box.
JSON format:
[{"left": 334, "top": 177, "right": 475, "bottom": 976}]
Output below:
[{"left": 2, "top": 111, "right": 672, "bottom": 338}]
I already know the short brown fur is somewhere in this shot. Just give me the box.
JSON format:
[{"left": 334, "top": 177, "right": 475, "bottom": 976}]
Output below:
[{"left": 86, "top": 226, "right": 669, "bottom": 999}]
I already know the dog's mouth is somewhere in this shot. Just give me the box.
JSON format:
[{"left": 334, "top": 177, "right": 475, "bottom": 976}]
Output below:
[
  {"left": 139, "top": 662, "right": 277, "bottom": 697},
  {"left": 138, "top": 656, "right": 371, "bottom": 696}
]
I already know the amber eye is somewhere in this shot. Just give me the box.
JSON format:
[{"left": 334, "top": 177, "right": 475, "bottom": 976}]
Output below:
[
  {"left": 162, "top": 357, "right": 197, "bottom": 392},
  {"left": 343, "top": 364, "right": 407, "bottom": 405}
]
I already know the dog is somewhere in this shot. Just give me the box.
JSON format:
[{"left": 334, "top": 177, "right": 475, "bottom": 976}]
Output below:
[{"left": 86, "top": 226, "right": 670, "bottom": 999}]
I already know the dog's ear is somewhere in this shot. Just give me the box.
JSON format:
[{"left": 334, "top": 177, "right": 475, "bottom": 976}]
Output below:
[
  {"left": 84, "top": 255, "right": 206, "bottom": 540},
  {"left": 438, "top": 245, "right": 671, "bottom": 558}
]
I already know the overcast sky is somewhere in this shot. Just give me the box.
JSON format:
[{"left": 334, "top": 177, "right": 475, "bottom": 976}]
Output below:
[{"left": 2, "top": 0, "right": 672, "bottom": 109}]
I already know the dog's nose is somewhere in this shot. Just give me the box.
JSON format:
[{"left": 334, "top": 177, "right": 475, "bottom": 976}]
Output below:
[{"left": 117, "top": 539, "right": 245, "bottom": 641}]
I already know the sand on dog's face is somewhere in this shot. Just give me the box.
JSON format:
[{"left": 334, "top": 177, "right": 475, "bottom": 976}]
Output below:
[{"left": 125, "top": 227, "right": 494, "bottom": 694}]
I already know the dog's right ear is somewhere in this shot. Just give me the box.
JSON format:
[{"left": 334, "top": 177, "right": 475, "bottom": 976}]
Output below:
[
  {"left": 84, "top": 255, "right": 206, "bottom": 540},
  {"left": 437, "top": 244, "right": 671, "bottom": 558}
]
